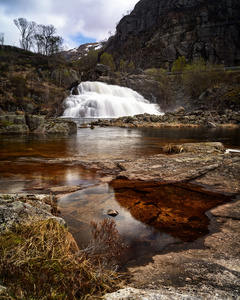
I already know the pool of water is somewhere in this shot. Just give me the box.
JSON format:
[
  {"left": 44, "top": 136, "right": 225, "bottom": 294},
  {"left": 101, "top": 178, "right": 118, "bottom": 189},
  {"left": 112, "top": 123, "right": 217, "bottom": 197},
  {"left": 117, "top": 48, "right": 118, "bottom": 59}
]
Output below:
[{"left": 58, "top": 180, "right": 233, "bottom": 264}]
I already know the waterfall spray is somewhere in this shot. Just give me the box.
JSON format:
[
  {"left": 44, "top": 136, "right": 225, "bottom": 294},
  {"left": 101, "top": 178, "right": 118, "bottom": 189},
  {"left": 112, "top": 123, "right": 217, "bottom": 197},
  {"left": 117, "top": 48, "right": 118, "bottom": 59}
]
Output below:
[{"left": 62, "top": 81, "right": 161, "bottom": 118}]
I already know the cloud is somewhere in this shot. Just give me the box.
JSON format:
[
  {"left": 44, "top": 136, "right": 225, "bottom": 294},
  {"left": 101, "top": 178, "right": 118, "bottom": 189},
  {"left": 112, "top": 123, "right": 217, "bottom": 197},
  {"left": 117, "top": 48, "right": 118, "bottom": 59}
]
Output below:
[{"left": 0, "top": 0, "right": 139, "bottom": 49}]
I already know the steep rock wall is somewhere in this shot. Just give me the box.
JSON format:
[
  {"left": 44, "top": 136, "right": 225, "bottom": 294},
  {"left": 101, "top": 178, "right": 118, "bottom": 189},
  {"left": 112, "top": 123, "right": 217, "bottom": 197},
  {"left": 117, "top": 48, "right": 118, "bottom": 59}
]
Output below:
[{"left": 106, "top": 0, "right": 240, "bottom": 69}]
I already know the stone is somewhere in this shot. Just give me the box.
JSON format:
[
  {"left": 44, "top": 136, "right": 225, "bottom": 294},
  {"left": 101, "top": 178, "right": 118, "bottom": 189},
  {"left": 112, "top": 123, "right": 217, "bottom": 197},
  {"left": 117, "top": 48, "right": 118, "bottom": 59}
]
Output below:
[
  {"left": 25, "top": 114, "right": 45, "bottom": 131},
  {"left": 35, "top": 119, "right": 77, "bottom": 134},
  {"left": 174, "top": 106, "right": 185, "bottom": 114},
  {"left": 107, "top": 209, "right": 119, "bottom": 217},
  {"left": 0, "top": 196, "right": 66, "bottom": 234}
]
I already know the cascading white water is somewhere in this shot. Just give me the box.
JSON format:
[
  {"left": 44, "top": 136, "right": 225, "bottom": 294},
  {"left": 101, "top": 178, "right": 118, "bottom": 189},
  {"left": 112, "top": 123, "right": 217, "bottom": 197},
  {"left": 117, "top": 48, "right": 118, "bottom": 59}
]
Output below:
[{"left": 62, "top": 81, "right": 162, "bottom": 118}]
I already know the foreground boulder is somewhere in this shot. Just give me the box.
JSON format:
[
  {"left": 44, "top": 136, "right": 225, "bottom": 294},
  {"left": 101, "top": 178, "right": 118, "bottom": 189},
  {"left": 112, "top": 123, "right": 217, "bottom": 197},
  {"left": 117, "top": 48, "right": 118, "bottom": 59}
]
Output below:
[{"left": 0, "top": 194, "right": 66, "bottom": 234}]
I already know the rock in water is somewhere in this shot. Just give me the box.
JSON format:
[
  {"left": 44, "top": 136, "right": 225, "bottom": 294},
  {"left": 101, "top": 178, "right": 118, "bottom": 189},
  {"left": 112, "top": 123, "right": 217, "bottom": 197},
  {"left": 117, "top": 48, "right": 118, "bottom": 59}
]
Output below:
[{"left": 107, "top": 209, "right": 119, "bottom": 217}]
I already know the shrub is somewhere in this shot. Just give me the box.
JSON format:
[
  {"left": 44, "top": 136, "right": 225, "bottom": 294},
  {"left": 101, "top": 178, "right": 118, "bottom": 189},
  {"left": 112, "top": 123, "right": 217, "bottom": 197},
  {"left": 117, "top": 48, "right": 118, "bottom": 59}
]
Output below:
[
  {"left": 163, "top": 143, "right": 185, "bottom": 154},
  {"left": 119, "top": 59, "right": 126, "bottom": 72},
  {"left": 171, "top": 56, "right": 186, "bottom": 74},
  {"left": 10, "top": 76, "right": 29, "bottom": 99},
  {"left": 127, "top": 61, "right": 135, "bottom": 72},
  {"left": 86, "top": 219, "right": 126, "bottom": 270},
  {"left": 100, "top": 52, "right": 116, "bottom": 71},
  {"left": 181, "top": 58, "right": 226, "bottom": 97},
  {"left": 75, "top": 49, "right": 99, "bottom": 72},
  {"left": 0, "top": 63, "right": 9, "bottom": 73}
]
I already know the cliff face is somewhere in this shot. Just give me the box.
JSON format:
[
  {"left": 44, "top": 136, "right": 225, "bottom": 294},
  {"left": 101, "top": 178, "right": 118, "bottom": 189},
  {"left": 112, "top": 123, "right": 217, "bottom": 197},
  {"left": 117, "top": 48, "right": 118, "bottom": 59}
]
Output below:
[{"left": 106, "top": 0, "right": 240, "bottom": 69}]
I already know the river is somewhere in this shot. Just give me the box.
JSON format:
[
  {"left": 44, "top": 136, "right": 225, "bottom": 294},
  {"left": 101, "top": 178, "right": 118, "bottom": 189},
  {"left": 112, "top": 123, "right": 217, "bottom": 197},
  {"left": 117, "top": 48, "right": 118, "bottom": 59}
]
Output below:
[{"left": 0, "top": 124, "right": 239, "bottom": 263}]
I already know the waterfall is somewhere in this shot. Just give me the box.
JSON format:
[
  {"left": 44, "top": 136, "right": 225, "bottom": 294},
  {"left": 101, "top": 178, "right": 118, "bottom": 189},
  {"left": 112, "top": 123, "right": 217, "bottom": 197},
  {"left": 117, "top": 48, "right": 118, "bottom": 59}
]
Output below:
[{"left": 62, "top": 81, "right": 161, "bottom": 118}]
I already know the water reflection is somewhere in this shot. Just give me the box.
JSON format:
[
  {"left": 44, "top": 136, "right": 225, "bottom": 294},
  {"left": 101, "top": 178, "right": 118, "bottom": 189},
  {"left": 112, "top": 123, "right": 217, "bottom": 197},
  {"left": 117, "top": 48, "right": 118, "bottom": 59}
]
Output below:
[
  {"left": 0, "top": 160, "right": 98, "bottom": 193},
  {"left": 58, "top": 181, "right": 232, "bottom": 263},
  {"left": 0, "top": 126, "right": 239, "bottom": 193},
  {"left": 59, "top": 184, "right": 180, "bottom": 261}
]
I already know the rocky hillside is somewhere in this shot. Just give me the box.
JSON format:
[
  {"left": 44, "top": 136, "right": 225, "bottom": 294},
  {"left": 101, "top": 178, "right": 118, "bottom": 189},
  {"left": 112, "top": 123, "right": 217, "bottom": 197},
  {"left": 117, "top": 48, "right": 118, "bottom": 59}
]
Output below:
[
  {"left": 105, "top": 0, "right": 240, "bottom": 70},
  {"left": 0, "top": 46, "right": 80, "bottom": 116}
]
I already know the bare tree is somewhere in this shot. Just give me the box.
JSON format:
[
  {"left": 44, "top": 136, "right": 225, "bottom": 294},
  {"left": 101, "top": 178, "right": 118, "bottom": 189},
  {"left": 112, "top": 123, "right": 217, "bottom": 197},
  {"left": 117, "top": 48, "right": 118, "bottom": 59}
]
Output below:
[
  {"left": 0, "top": 32, "right": 4, "bottom": 50},
  {"left": 13, "top": 18, "right": 36, "bottom": 50},
  {"left": 34, "top": 24, "right": 63, "bottom": 55}
]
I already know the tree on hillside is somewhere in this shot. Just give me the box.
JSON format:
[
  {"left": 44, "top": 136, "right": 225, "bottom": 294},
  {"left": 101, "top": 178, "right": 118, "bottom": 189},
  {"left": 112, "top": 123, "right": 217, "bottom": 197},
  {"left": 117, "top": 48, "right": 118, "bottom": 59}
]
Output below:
[
  {"left": 76, "top": 49, "right": 99, "bottom": 72},
  {"left": 100, "top": 52, "right": 115, "bottom": 71},
  {"left": 35, "top": 24, "right": 63, "bottom": 55},
  {"left": 0, "top": 33, "right": 4, "bottom": 50},
  {"left": 14, "top": 18, "right": 36, "bottom": 50},
  {"left": 14, "top": 18, "right": 63, "bottom": 55},
  {"left": 119, "top": 59, "right": 126, "bottom": 72}
]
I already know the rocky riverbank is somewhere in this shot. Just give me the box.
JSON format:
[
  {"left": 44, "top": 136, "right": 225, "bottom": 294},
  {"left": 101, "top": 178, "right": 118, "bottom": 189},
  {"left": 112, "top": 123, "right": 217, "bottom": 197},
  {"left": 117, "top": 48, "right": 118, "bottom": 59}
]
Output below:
[
  {"left": 90, "top": 108, "right": 240, "bottom": 129},
  {"left": 0, "top": 113, "right": 77, "bottom": 134}
]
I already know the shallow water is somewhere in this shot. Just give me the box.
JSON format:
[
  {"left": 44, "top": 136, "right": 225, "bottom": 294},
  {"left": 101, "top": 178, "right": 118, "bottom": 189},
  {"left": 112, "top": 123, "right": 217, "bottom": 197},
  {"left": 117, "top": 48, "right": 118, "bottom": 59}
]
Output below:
[
  {"left": 58, "top": 181, "right": 232, "bottom": 263},
  {"left": 0, "top": 125, "right": 239, "bottom": 262},
  {"left": 0, "top": 125, "right": 239, "bottom": 191}
]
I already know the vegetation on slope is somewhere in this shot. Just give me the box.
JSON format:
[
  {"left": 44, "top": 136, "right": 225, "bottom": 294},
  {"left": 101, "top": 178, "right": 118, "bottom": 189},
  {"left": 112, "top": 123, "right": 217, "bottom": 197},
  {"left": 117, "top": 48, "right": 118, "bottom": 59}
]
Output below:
[{"left": 0, "top": 46, "right": 79, "bottom": 117}]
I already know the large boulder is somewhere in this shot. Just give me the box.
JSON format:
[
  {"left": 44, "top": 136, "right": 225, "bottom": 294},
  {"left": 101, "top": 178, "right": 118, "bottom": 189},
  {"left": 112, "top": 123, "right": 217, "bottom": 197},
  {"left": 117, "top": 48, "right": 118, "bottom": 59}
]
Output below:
[
  {"left": 0, "top": 194, "right": 66, "bottom": 234},
  {"left": 25, "top": 114, "right": 45, "bottom": 131},
  {"left": 0, "top": 114, "right": 29, "bottom": 134},
  {"left": 35, "top": 119, "right": 77, "bottom": 134}
]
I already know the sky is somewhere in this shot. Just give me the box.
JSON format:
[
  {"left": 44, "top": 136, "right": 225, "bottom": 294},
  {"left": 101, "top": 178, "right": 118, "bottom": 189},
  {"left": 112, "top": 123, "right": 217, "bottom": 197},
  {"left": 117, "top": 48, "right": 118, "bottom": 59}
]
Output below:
[{"left": 0, "top": 0, "right": 139, "bottom": 50}]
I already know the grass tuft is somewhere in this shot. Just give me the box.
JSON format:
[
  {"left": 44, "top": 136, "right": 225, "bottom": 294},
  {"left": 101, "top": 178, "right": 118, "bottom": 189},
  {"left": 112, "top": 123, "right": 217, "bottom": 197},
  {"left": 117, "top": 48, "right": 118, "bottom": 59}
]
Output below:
[
  {"left": 163, "top": 143, "right": 185, "bottom": 154},
  {"left": 0, "top": 219, "right": 124, "bottom": 299}
]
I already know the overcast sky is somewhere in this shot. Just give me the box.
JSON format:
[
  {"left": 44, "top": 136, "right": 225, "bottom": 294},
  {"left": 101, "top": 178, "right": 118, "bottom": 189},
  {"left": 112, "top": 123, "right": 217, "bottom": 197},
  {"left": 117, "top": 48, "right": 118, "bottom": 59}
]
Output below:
[{"left": 0, "top": 0, "right": 139, "bottom": 49}]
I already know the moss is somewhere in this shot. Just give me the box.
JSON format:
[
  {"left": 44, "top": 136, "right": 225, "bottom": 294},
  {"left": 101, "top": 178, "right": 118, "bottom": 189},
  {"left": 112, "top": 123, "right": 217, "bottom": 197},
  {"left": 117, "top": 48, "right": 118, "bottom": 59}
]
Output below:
[{"left": 0, "top": 120, "right": 14, "bottom": 127}]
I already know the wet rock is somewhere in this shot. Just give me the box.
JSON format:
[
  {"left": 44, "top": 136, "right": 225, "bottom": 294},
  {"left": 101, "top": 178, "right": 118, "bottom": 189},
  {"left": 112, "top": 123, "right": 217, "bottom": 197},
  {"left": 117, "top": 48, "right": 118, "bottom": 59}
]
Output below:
[
  {"left": 97, "top": 110, "right": 240, "bottom": 128},
  {"left": 0, "top": 114, "right": 29, "bottom": 134},
  {"left": 50, "top": 186, "right": 81, "bottom": 194},
  {"left": 79, "top": 122, "right": 88, "bottom": 128},
  {"left": 0, "top": 124, "right": 29, "bottom": 134},
  {"left": 107, "top": 209, "right": 119, "bottom": 217},
  {"left": 174, "top": 106, "right": 185, "bottom": 114},
  {"left": 35, "top": 119, "right": 77, "bottom": 134}
]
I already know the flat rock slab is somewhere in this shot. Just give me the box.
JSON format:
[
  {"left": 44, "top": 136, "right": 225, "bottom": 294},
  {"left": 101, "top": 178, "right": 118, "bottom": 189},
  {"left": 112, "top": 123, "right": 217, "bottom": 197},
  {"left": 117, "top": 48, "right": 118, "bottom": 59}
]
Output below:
[
  {"left": 84, "top": 142, "right": 240, "bottom": 195},
  {"left": 103, "top": 143, "right": 240, "bottom": 299},
  {"left": 105, "top": 198, "right": 240, "bottom": 300}
]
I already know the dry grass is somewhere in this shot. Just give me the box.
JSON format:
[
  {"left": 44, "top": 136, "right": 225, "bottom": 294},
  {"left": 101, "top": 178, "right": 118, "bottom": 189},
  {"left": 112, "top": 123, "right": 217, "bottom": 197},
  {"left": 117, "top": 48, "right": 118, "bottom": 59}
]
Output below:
[
  {"left": 0, "top": 219, "right": 124, "bottom": 299},
  {"left": 163, "top": 143, "right": 185, "bottom": 154}
]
